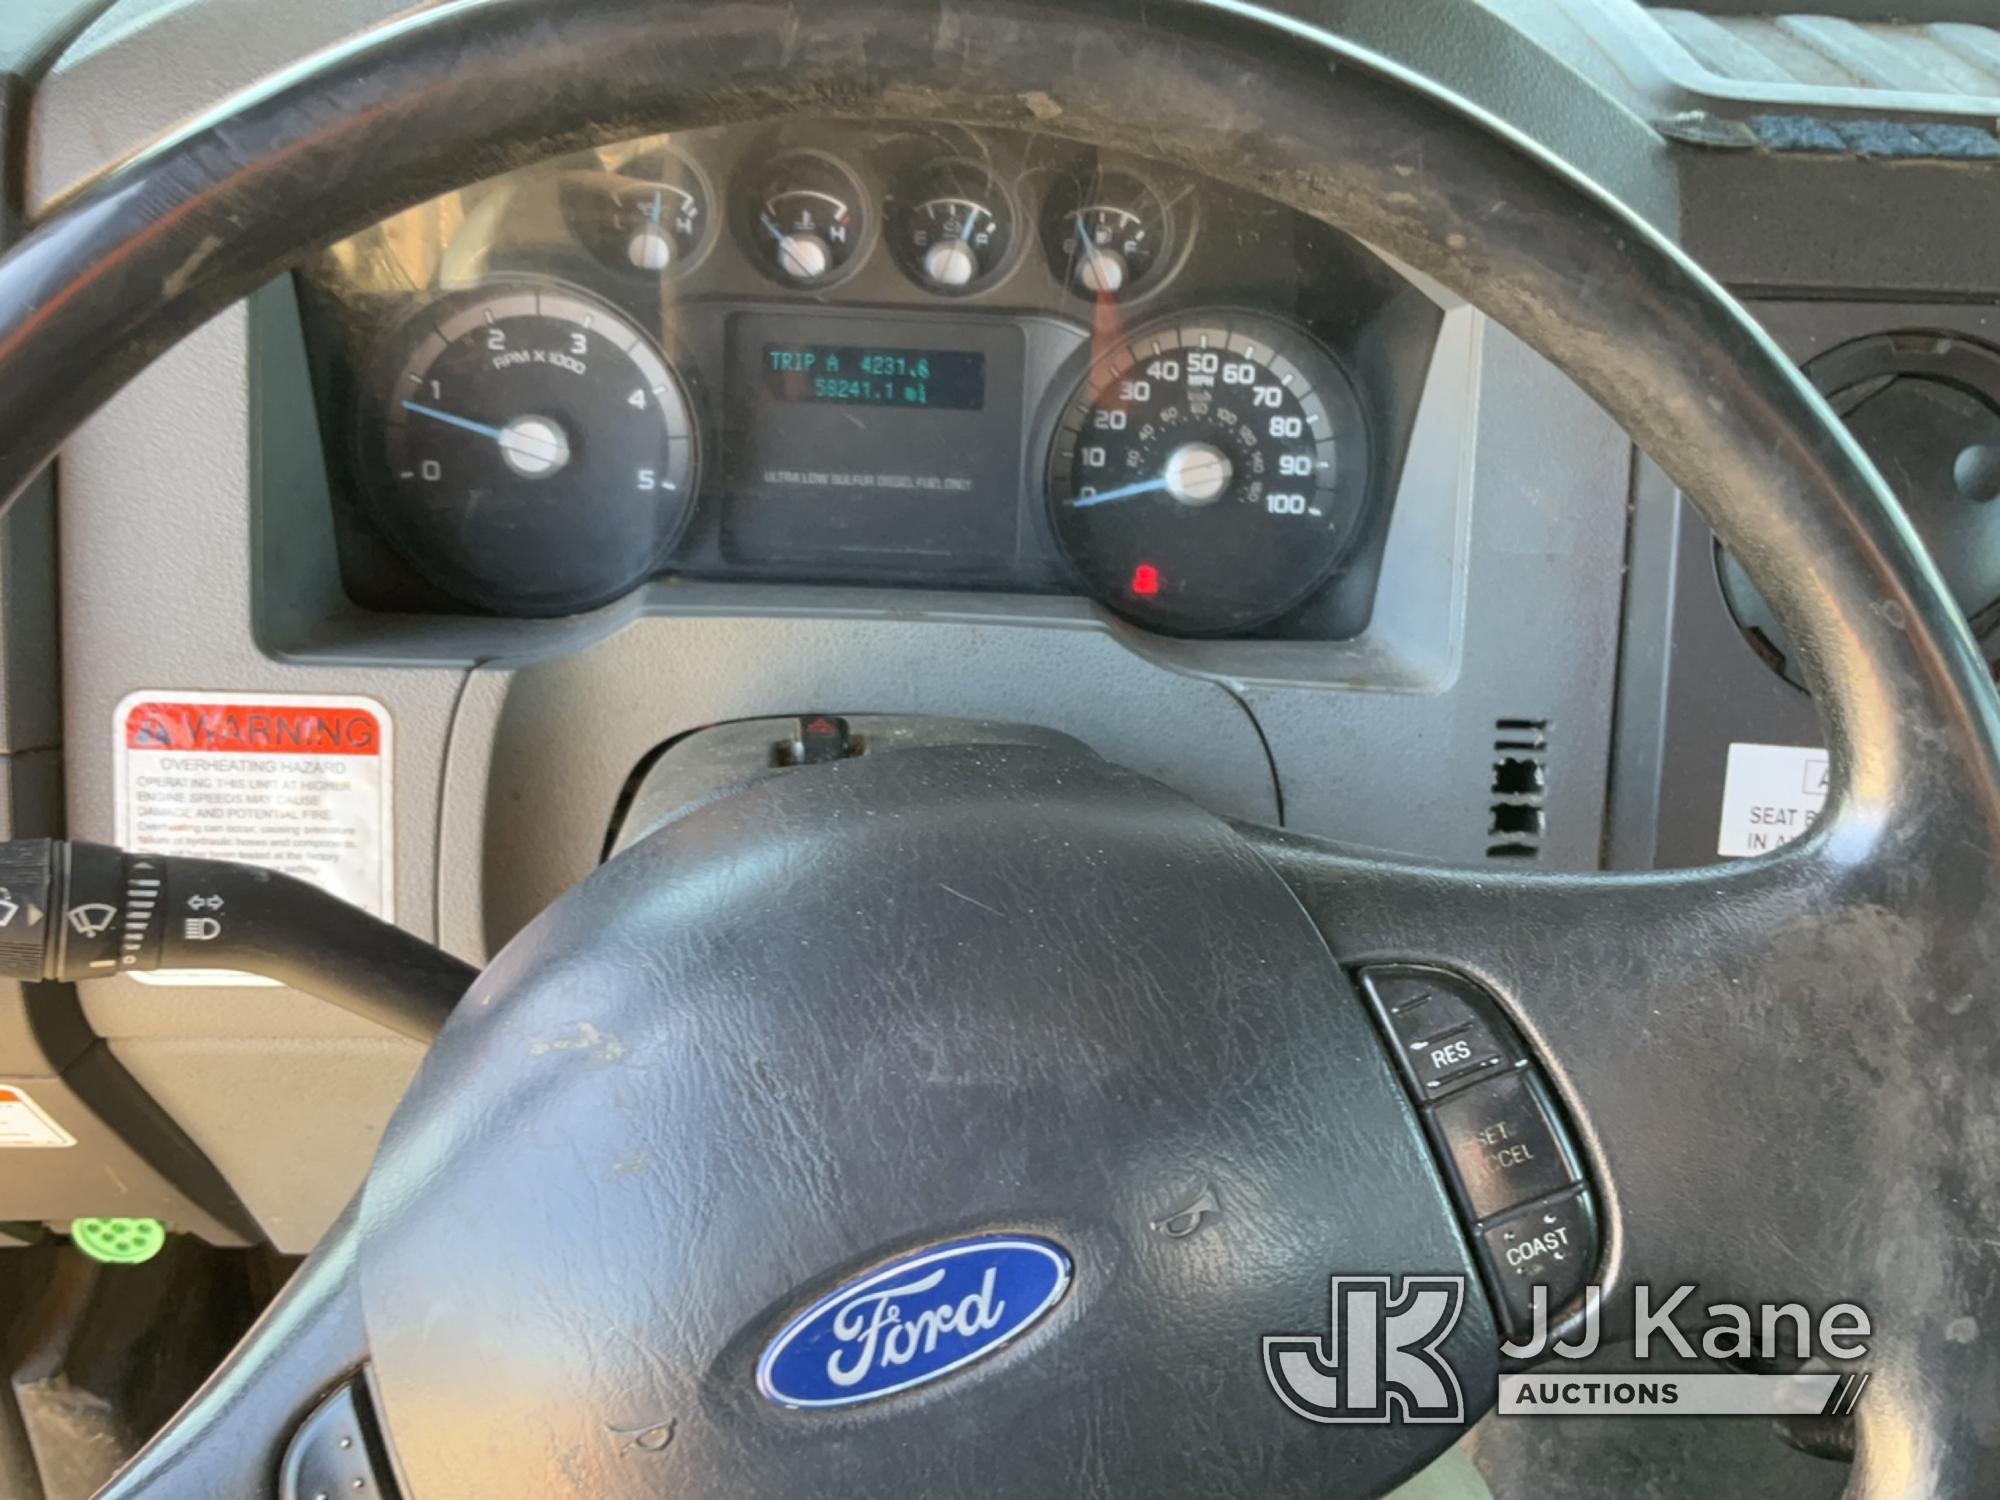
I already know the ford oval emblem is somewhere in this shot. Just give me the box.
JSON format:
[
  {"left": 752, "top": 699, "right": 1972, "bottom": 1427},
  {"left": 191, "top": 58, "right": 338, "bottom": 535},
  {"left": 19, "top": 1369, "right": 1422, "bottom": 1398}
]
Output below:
[{"left": 756, "top": 1235, "right": 1072, "bottom": 1408}]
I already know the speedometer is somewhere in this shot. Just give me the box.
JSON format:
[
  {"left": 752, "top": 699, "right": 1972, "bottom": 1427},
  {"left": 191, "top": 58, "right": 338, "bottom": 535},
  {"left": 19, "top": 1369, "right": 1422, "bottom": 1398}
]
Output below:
[{"left": 1046, "top": 312, "right": 1369, "bottom": 635}]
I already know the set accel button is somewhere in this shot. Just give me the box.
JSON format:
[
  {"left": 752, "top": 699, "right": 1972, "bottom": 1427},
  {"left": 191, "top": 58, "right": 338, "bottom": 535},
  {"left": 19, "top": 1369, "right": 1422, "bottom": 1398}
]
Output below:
[{"left": 1428, "top": 1070, "right": 1579, "bottom": 1222}]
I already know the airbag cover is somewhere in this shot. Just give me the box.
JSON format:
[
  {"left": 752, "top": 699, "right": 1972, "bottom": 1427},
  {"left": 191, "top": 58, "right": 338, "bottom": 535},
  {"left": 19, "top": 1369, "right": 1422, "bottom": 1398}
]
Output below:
[{"left": 355, "top": 739, "right": 1490, "bottom": 1497}]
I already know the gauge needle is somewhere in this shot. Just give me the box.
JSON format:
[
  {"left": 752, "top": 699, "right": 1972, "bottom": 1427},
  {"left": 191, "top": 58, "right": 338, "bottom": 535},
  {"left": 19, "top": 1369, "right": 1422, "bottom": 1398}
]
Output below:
[
  {"left": 1071, "top": 476, "right": 1169, "bottom": 508},
  {"left": 402, "top": 400, "right": 504, "bottom": 440},
  {"left": 1074, "top": 445, "right": 1233, "bottom": 509},
  {"left": 401, "top": 401, "right": 570, "bottom": 472}
]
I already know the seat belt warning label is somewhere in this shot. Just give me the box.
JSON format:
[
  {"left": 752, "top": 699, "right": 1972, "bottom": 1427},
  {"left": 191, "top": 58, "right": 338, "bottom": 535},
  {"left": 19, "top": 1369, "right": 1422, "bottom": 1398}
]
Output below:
[
  {"left": 113, "top": 692, "right": 394, "bottom": 986},
  {"left": 0, "top": 1085, "right": 75, "bottom": 1148},
  {"left": 1717, "top": 742, "right": 1828, "bottom": 858}
]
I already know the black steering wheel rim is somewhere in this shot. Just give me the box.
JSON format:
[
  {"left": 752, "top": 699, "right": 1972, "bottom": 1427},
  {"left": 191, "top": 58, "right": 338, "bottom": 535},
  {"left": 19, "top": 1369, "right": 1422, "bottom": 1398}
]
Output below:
[{"left": 8, "top": 2, "right": 1996, "bottom": 1496}]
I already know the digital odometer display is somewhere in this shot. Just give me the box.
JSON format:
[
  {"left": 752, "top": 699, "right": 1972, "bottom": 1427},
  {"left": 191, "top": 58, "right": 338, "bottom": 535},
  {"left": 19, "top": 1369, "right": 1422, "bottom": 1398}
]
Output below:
[
  {"left": 761, "top": 345, "right": 986, "bottom": 410},
  {"left": 724, "top": 312, "right": 1027, "bottom": 574}
]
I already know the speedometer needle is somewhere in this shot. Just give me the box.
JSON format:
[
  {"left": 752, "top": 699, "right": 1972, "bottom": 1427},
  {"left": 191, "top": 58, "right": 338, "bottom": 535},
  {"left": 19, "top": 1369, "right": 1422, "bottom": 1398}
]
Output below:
[
  {"left": 1071, "top": 476, "right": 1169, "bottom": 508},
  {"left": 1073, "top": 444, "right": 1233, "bottom": 510}
]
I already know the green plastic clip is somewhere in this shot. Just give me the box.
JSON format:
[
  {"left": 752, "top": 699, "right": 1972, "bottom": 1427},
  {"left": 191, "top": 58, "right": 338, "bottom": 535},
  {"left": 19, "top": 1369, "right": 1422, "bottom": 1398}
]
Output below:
[{"left": 71, "top": 1217, "right": 167, "bottom": 1265}]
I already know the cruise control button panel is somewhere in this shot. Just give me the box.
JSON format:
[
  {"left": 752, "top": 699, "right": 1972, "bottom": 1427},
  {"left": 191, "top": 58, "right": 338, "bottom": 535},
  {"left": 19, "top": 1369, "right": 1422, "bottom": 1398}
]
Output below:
[
  {"left": 1358, "top": 962, "right": 1600, "bottom": 1339},
  {"left": 281, "top": 1377, "right": 397, "bottom": 1500}
]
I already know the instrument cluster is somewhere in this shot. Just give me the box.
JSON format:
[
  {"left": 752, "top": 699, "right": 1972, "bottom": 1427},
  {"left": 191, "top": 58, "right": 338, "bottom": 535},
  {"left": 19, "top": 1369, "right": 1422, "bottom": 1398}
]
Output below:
[
  {"left": 567, "top": 129, "right": 1191, "bottom": 303},
  {"left": 297, "top": 121, "right": 1442, "bottom": 638}
]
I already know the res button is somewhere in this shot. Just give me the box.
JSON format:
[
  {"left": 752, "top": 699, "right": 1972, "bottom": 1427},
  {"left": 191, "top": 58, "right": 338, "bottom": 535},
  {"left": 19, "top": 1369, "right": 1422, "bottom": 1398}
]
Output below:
[
  {"left": 1359, "top": 964, "right": 1521, "bottom": 1100},
  {"left": 1428, "top": 1071, "right": 1579, "bottom": 1221}
]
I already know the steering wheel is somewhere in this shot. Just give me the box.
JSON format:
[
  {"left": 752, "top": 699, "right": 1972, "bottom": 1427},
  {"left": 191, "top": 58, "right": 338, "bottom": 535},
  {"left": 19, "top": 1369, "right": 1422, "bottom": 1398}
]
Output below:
[{"left": 7, "top": 1, "right": 1997, "bottom": 1496}]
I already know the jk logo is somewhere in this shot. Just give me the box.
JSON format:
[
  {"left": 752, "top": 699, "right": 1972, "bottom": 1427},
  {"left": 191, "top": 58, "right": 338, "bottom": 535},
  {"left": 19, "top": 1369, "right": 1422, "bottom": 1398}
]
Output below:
[{"left": 1263, "top": 1275, "right": 1467, "bottom": 1424}]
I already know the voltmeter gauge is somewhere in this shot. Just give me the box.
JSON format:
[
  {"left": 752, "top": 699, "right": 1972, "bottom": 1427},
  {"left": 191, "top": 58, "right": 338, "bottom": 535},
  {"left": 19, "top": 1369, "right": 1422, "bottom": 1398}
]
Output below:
[
  {"left": 1047, "top": 311, "right": 1370, "bottom": 636},
  {"left": 741, "top": 150, "right": 870, "bottom": 287},
  {"left": 365, "top": 283, "right": 698, "bottom": 614},
  {"left": 886, "top": 159, "right": 1017, "bottom": 295},
  {"left": 581, "top": 147, "right": 715, "bottom": 275}
]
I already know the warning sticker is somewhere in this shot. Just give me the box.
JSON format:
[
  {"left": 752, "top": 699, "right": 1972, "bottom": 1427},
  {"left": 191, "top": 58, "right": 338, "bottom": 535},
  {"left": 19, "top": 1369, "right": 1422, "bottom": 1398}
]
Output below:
[
  {"left": 0, "top": 1085, "right": 76, "bottom": 1147},
  {"left": 1717, "top": 742, "right": 1829, "bottom": 858},
  {"left": 113, "top": 692, "right": 393, "bottom": 985}
]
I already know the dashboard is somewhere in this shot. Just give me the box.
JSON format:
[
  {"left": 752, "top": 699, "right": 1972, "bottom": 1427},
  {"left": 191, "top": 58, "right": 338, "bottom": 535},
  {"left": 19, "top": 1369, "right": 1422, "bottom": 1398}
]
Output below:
[
  {"left": 12, "top": 0, "right": 1667, "bottom": 1262},
  {"left": 297, "top": 120, "right": 1441, "bottom": 639}
]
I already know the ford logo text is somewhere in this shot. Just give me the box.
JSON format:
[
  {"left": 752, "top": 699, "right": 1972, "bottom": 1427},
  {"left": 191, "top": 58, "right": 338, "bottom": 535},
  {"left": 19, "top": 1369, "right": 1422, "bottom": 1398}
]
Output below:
[{"left": 756, "top": 1236, "right": 1072, "bottom": 1408}]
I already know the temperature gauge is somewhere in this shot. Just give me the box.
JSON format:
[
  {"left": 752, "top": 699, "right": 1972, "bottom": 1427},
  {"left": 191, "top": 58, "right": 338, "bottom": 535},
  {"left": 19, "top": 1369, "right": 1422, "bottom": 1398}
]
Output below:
[
  {"left": 886, "top": 159, "right": 1017, "bottom": 296},
  {"left": 741, "top": 151, "right": 870, "bottom": 287},
  {"left": 566, "top": 147, "right": 714, "bottom": 277},
  {"left": 1041, "top": 169, "right": 1183, "bottom": 301}
]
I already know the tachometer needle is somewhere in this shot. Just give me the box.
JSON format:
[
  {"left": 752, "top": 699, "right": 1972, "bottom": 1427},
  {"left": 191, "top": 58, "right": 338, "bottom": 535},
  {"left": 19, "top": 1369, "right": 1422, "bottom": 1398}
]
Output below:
[
  {"left": 401, "top": 400, "right": 504, "bottom": 440},
  {"left": 1071, "top": 475, "right": 1169, "bottom": 508},
  {"left": 402, "top": 401, "right": 571, "bottom": 476}
]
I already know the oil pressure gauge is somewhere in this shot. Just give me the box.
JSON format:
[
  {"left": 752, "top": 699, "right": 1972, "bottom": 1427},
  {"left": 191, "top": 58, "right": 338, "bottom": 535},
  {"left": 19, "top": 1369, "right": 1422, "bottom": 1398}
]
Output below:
[{"left": 886, "top": 159, "right": 1018, "bottom": 296}]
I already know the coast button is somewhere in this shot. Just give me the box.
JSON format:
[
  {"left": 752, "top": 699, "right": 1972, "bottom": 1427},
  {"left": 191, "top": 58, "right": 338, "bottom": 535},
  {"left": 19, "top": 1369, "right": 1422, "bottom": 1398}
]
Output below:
[{"left": 1478, "top": 1189, "right": 1597, "bottom": 1337}]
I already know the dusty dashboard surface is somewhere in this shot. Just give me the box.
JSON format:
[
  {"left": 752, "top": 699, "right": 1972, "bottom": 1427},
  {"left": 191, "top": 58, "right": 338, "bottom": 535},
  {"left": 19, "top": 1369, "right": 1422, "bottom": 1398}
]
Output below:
[{"left": 297, "top": 120, "right": 1440, "bottom": 641}]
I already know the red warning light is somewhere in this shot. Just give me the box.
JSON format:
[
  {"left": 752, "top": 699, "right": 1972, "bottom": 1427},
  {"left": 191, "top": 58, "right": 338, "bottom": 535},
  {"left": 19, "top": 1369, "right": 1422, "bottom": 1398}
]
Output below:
[{"left": 1130, "top": 563, "right": 1162, "bottom": 597}]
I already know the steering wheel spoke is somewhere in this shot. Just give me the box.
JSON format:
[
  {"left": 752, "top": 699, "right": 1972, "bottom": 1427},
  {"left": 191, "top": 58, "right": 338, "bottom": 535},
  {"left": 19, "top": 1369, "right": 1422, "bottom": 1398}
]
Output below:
[
  {"left": 1248, "top": 827, "right": 1830, "bottom": 1279},
  {"left": 1247, "top": 818, "right": 2000, "bottom": 1493}
]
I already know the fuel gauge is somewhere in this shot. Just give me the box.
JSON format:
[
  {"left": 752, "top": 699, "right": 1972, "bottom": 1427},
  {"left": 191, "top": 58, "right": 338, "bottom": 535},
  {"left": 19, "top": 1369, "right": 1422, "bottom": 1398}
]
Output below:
[
  {"left": 1041, "top": 169, "right": 1185, "bottom": 301},
  {"left": 741, "top": 150, "right": 870, "bottom": 288},
  {"left": 886, "top": 159, "right": 1017, "bottom": 296}
]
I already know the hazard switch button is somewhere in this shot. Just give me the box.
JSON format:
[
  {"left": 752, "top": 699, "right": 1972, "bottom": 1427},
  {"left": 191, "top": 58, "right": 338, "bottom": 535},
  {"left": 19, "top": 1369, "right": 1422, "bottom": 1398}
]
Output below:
[{"left": 790, "top": 715, "right": 855, "bottom": 766}]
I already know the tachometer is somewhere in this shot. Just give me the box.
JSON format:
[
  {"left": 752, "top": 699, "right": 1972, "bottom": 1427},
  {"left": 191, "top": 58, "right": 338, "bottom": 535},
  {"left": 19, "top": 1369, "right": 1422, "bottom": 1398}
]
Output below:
[
  {"left": 1046, "top": 312, "right": 1369, "bottom": 635},
  {"left": 368, "top": 283, "right": 697, "bottom": 614}
]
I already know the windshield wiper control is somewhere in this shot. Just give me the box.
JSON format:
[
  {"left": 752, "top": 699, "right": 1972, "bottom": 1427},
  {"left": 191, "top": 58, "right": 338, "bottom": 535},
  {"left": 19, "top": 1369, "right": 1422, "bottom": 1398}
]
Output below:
[{"left": 0, "top": 838, "right": 471, "bottom": 1041}]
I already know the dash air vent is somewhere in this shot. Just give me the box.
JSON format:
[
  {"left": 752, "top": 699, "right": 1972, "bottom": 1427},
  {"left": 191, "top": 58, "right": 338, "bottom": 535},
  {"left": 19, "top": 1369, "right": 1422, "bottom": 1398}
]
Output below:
[{"left": 1487, "top": 719, "right": 1548, "bottom": 860}]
